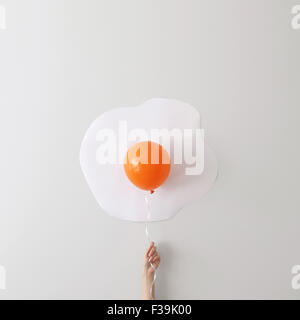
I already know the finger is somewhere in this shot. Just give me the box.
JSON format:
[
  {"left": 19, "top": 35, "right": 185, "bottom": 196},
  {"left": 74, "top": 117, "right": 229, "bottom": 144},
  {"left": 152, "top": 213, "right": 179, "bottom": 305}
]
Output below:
[
  {"left": 148, "top": 246, "right": 157, "bottom": 257},
  {"left": 153, "top": 257, "right": 160, "bottom": 266},
  {"left": 145, "top": 242, "right": 154, "bottom": 257},
  {"left": 153, "top": 255, "right": 160, "bottom": 262},
  {"left": 149, "top": 253, "right": 159, "bottom": 262}
]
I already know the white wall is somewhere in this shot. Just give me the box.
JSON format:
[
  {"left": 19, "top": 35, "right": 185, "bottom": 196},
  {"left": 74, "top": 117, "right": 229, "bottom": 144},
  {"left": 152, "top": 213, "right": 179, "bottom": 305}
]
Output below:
[{"left": 0, "top": 0, "right": 300, "bottom": 299}]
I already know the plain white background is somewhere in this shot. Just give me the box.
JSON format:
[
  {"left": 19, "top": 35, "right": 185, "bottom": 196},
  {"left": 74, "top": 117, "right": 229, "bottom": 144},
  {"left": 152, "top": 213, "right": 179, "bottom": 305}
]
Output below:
[{"left": 0, "top": 0, "right": 300, "bottom": 299}]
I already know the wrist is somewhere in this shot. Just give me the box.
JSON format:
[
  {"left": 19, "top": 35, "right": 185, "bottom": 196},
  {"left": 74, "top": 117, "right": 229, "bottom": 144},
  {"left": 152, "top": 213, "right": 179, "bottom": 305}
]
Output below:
[
  {"left": 143, "top": 270, "right": 154, "bottom": 280},
  {"left": 143, "top": 266, "right": 155, "bottom": 278}
]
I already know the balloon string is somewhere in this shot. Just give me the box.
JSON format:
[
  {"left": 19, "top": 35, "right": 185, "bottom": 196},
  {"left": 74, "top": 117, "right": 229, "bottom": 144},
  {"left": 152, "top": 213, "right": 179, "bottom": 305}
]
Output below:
[{"left": 145, "top": 195, "right": 157, "bottom": 299}]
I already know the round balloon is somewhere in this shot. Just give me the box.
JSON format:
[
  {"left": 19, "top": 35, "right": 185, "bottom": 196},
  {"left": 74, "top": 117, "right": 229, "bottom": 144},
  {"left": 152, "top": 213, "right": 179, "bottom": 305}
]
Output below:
[{"left": 124, "top": 141, "right": 171, "bottom": 192}]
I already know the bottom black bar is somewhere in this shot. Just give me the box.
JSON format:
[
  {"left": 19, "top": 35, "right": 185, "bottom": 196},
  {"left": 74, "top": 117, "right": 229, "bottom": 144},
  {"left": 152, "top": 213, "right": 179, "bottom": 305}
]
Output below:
[{"left": 0, "top": 300, "right": 297, "bottom": 318}]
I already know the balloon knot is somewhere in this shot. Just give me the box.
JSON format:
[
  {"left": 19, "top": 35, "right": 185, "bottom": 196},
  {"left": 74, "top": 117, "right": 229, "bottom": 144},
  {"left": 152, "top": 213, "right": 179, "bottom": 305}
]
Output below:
[{"left": 150, "top": 190, "right": 155, "bottom": 194}]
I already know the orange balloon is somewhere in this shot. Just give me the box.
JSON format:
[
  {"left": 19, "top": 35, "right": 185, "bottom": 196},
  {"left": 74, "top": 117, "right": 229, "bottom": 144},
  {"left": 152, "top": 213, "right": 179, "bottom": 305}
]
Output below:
[{"left": 124, "top": 141, "right": 171, "bottom": 192}]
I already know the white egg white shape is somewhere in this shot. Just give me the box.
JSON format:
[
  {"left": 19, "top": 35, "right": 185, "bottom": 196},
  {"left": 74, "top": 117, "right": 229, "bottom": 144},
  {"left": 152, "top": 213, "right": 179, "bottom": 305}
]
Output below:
[{"left": 80, "top": 98, "right": 218, "bottom": 222}]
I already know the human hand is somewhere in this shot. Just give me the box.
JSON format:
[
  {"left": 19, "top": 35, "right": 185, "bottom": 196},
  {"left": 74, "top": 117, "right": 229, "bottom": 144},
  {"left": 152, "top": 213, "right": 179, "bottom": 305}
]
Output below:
[
  {"left": 143, "top": 241, "right": 160, "bottom": 277},
  {"left": 142, "top": 241, "right": 160, "bottom": 300}
]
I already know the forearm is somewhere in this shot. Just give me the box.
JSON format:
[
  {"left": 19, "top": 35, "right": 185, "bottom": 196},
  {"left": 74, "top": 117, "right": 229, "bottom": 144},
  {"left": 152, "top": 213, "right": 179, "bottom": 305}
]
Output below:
[{"left": 142, "top": 270, "right": 155, "bottom": 300}]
